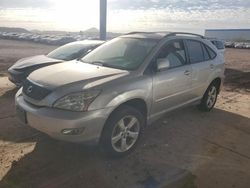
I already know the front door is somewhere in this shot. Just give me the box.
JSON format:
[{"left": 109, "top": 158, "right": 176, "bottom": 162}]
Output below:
[{"left": 151, "top": 40, "right": 192, "bottom": 117}]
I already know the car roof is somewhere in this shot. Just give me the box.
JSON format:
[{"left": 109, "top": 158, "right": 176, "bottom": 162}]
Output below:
[
  {"left": 120, "top": 31, "right": 205, "bottom": 40},
  {"left": 121, "top": 32, "right": 171, "bottom": 40}
]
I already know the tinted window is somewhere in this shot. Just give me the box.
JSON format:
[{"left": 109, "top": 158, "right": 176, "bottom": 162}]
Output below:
[
  {"left": 205, "top": 45, "right": 217, "bottom": 59},
  {"left": 186, "top": 40, "right": 204, "bottom": 63},
  {"left": 201, "top": 44, "right": 210, "bottom": 61},
  {"left": 156, "top": 40, "right": 186, "bottom": 69}
]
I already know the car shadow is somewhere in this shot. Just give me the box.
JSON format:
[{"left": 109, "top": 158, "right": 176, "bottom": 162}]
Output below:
[
  {"left": 0, "top": 106, "right": 250, "bottom": 188},
  {"left": 0, "top": 87, "right": 40, "bottom": 143},
  {"left": 224, "top": 68, "right": 250, "bottom": 91}
]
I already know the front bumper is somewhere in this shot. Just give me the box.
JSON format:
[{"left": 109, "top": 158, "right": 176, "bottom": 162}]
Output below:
[{"left": 15, "top": 94, "right": 113, "bottom": 144}]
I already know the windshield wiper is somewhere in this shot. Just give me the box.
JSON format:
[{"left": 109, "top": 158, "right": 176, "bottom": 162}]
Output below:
[
  {"left": 80, "top": 60, "right": 104, "bottom": 66},
  {"left": 91, "top": 61, "right": 105, "bottom": 66}
]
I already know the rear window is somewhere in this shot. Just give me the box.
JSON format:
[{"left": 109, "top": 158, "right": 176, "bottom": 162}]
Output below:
[{"left": 186, "top": 40, "right": 204, "bottom": 63}]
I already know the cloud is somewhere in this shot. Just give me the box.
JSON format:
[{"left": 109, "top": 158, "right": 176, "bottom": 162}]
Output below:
[
  {"left": 108, "top": 0, "right": 250, "bottom": 11},
  {"left": 0, "top": 0, "right": 249, "bottom": 33},
  {"left": 106, "top": 0, "right": 250, "bottom": 33},
  {"left": 0, "top": 0, "right": 51, "bottom": 8},
  {"left": 107, "top": 6, "right": 250, "bottom": 33}
]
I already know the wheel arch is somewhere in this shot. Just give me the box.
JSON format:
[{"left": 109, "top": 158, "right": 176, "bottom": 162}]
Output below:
[
  {"left": 99, "top": 98, "right": 148, "bottom": 144},
  {"left": 210, "top": 77, "right": 222, "bottom": 93},
  {"left": 106, "top": 98, "right": 148, "bottom": 124}
]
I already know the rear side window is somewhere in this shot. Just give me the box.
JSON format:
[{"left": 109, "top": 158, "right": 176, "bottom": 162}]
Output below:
[
  {"left": 186, "top": 40, "right": 204, "bottom": 63},
  {"left": 201, "top": 44, "right": 210, "bottom": 61},
  {"left": 211, "top": 40, "right": 225, "bottom": 49},
  {"left": 205, "top": 45, "right": 217, "bottom": 59},
  {"left": 186, "top": 40, "right": 217, "bottom": 63}
]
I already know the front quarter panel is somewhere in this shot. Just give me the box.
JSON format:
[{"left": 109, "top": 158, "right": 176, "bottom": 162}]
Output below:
[{"left": 88, "top": 75, "right": 153, "bottom": 113}]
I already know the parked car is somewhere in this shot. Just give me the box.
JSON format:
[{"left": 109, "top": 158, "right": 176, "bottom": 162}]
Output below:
[
  {"left": 8, "top": 40, "right": 104, "bottom": 86},
  {"left": 224, "top": 41, "right": 235, "bottom": 48},
  {"left": 15, "top": 32, "right": 224, "bottom": 156},
  {"left": 245, "top": 44, "right": 250, "bottom": 49},
  {"left": 242, "top": 43, "right": 250, "bottom": 49},
  {"left": 234, "top": 42, "right": 245, "bottom": 48}
]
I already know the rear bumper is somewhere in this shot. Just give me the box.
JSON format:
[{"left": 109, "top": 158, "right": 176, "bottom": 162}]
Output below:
[{"left": 15, "top": 93, "right": 114, "bottom": 145}]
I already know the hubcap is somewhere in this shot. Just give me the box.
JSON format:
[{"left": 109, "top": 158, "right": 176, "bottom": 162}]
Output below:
[
  {"left": 111, "top": 115, "right": 140, "bottom": 152},
  {"left": 207, "top": 86, "right": 217, "bottom": 108}
]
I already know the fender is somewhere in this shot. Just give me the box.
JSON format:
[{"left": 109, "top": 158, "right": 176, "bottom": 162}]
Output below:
[
  {"left": 204, "top": 66, "right": 224, "bottom": 95},
  {"left": 106, "top": 89, "right": 151, "bottom": 111}
]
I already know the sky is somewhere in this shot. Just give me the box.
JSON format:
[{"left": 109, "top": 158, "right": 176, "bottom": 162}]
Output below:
[{"left": 0, "top": 0, "right": 249, "bottom": 34}]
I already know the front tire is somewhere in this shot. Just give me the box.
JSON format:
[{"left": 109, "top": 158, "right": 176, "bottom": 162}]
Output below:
[
  {"left": 100, "top": 105, "right": 145, "bottom": 157},
  {"left": 199, "top": 83, "right": 218, "bottom": 111}
]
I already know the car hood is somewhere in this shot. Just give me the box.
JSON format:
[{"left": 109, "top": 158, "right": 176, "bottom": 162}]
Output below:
[
  {"left": 11, "top": 55, "right": 63, "bottom": 70},
  {"left": 28, "top": 60, "right": 129, "bottom": 89}
]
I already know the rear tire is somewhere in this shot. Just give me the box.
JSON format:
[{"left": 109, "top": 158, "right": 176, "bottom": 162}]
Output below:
[
  {"left": 100, "top": 105, "right": 145, "bottom": 157},
  {"left": 199, "top": 83, "right": 218, "bottom": 111}
]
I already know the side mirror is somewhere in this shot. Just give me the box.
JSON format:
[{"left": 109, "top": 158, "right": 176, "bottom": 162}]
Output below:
[{"left": 156, "top": 58, "right": 170, "bottom": 71}]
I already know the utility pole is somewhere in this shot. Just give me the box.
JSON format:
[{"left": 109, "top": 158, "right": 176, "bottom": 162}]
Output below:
[{"left": 100, "top": 0, "right": 107, "bottom": 40}]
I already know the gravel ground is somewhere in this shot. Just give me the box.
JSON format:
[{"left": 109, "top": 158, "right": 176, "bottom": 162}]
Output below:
[{"left": 0, "top": 39, "right": 249, "bottom": 188}]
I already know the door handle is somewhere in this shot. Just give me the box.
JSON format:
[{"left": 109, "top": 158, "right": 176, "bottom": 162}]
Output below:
[
  {"left": 210, "top": 64, "right": 215, "bottom": 69},
  {"left": 184, "top": 70, "right": 191, "bottom": 75}
]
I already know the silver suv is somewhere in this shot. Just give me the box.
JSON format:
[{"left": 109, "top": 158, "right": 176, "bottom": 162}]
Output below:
[{"left": 15, "top": 32, "right": 224, "bottom": 156}]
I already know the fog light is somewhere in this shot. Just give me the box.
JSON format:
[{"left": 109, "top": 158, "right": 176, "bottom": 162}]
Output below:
[{"left": 61, "top": 128, "right": 85, "bottom": 135}]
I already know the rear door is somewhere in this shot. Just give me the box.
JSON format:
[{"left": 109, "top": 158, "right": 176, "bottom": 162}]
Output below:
[
  {"left": 185, "top": 39, "right": 217, "bottom": 98},
  {"left": 151, "top": 39, "right": 193, "bottom": 116}
]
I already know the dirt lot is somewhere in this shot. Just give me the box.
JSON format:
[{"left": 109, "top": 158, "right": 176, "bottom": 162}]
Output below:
[
  {"left": 0, "top": 39, "right": 57, "bottom": 76},
  {"left": 0, "top": 39, "right": 249, "bottom": 188}
]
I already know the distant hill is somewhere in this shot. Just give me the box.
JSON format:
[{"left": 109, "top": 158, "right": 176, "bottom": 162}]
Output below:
[
  {"left": 35, "top": 30, "right": 69, "bottom": 35},
  {"left": 0, "top": 26, "right": 122, "bottom": 41},
  {"left": 0, "top": 27, "right": 30, "bottom": 33},
  {"left": 82, "top": 27, "right": 99, "bottom": 33}
]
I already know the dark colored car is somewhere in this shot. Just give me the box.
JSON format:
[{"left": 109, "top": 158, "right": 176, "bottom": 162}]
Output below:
[{"left": 8, "top": 40, "right": 104, "bottom": 86}]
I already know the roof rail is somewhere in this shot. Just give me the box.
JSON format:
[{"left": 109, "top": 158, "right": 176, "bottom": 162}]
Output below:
[
  {"left": 123, "top": 31, "right": 156, "bottom": 35},
  {"left": 167, "top": 32, "right": 206, "bottom": 39}
]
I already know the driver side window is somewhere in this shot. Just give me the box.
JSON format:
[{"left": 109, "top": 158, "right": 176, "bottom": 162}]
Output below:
[{"left": 157, "top": 40, "right": 187, "bottom": 69}]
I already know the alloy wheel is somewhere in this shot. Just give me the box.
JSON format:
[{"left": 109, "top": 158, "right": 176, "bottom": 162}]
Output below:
[
  {"left": 206, "top": 86, "right": 217, "bottom": 108},
  {"left": 111, "top": 115, "right": 140, "bottom": 152}
]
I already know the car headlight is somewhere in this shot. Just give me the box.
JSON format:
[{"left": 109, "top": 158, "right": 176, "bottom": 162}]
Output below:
[{"left": 53, "top": 90, "right": 101, "bottom": 111}]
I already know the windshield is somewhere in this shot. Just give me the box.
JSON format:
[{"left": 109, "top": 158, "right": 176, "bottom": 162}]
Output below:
[
  {"left": 81, "top": 37, "right": 158, "bottom": 70},
  {"left": 47, "top": 44, "right": 94, "bottom": 61}
]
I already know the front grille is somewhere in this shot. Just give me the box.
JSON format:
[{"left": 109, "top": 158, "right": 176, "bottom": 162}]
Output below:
[{"left": 23, "top": 79, "right": 52, "bottom": 100}]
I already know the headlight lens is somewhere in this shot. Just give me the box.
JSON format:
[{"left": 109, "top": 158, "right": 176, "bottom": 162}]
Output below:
[{"left": 53, "top": 90, "right": 101, "bottom": 111}]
